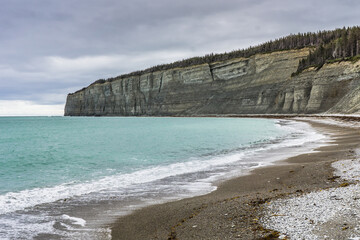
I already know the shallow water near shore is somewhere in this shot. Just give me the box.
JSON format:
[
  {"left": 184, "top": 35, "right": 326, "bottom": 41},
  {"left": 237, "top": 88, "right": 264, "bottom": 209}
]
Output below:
[{"left": 0, "top": 117, "right": 326, "bottom": 239}]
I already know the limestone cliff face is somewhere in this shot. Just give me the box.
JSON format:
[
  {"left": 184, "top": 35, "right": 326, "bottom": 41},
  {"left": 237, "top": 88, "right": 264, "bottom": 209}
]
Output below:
[{"left": 64, "top": 48, "right": 360, "bottom": 116}]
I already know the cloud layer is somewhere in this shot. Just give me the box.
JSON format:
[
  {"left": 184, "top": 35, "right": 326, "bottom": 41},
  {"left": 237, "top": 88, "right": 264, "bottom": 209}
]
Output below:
[
  {"left": 0, "top": 0, "right": 359, "bottom": 115},
  {"left": 0, "top": 100, "right": 64, "bottom": 116}
]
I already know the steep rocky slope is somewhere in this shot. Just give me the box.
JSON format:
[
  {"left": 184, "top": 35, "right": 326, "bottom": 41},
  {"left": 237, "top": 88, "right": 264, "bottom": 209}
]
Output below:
[{"left": 64, "top": 48, "right": 360, "bottom": 116}]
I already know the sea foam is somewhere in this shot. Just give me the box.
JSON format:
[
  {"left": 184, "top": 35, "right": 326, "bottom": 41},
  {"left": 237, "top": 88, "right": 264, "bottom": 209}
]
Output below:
[
  {"left": 0, "top": 118, "right": 328, "bottom": 239},
  {"left": 0, "top": 120, "right": 326, "bottom": 216}
]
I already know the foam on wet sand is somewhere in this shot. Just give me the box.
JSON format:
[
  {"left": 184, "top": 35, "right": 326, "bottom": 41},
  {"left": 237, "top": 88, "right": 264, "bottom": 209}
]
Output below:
[
  {"left": 261, "top": 120, "right": 360, "bottom": 240},
  {"left": 111, "top": 117, "right": 360, "bottom": 239}
]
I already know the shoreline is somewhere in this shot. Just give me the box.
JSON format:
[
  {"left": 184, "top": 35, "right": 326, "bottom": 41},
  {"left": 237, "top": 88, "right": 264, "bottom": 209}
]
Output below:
[{"left": 111, "top": 118, "right": 360, "bottom": 239}]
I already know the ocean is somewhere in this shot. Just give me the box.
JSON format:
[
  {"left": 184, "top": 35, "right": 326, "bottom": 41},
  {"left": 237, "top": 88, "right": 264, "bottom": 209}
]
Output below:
[{"left": 0, "top": 117, "right": 326, "bottom": 239}]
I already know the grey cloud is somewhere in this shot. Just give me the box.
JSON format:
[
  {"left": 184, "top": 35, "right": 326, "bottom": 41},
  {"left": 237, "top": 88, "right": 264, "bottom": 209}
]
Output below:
[{"left": 0, "top": 0, "right": 359, "bottom": 108}]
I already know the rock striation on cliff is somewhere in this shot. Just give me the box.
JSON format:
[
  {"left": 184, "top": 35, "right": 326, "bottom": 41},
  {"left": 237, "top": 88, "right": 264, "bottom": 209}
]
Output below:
[{"left": 64, "top": 48, "right": 360, "bottom": 116}]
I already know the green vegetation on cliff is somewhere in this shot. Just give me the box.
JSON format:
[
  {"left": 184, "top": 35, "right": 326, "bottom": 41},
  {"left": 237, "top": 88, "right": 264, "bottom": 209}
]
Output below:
[
  {"left": 295, "top": 26, "right": 360, "bottom": 74},
  {"left": 87, "top": 26, "right": 360, "bottom": 89}
]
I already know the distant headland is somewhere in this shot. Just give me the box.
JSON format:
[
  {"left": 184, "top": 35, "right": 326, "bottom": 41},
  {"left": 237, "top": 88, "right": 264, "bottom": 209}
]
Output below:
[{"left": 65, "top": 26, "right": 360, "bottom": 116}]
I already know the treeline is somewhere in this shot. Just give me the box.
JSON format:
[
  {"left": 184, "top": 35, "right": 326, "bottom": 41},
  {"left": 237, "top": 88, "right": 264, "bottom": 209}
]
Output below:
[
  {"left": 89, "top": 26, "right": 360, "bottom": 86},
  {"left": 296, "top": 26, "right": 360, "bottom": 73}
]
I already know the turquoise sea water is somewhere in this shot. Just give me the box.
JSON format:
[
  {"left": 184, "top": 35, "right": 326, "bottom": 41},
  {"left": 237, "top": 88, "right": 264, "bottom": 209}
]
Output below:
[{"left": 0, "top": 117, "right": 325, "bottom": 239}]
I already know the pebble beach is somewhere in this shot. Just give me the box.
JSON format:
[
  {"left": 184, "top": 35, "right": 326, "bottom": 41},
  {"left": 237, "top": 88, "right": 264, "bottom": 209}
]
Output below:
[
  {"left": 262, "top": 120, "right": 360, "bottom": 240},
  {"left": 111, "top": 118, "right": 360, "bottom": 239}
]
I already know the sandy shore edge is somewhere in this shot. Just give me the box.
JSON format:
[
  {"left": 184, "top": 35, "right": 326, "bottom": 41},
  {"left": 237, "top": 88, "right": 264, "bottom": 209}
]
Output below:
[{"left": 111, "top": 118, "right": 360, "bottom": 239}]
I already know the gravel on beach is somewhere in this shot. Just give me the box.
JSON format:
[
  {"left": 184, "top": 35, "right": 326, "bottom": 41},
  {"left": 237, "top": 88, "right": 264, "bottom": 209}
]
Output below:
[
  {"left": 261, "top": 125, "right": 360, "bottom": 240},
  {"left": 111, "top": 119, "right": 360, "bottom": 240}
]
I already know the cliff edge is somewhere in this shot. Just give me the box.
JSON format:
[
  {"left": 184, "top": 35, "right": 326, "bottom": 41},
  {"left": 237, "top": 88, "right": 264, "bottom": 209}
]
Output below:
[{"left": 64, "top": 48, "right": 360, "bottom": 116}]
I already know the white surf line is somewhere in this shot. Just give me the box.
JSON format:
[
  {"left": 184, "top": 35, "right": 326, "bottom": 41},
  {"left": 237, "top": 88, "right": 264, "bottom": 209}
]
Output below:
[{"left": 62, "top": 214, "right": 87, "bottom": 227}]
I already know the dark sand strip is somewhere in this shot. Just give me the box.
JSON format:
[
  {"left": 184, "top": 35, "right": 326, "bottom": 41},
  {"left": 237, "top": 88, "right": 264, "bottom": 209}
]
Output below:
[{"left": 111, "top": 120, "right": 360, "bottom": 239}]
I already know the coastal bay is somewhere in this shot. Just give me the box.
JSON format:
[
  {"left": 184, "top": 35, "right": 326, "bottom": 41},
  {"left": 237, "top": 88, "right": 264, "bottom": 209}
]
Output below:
[
  {"left": 1, "top": 117, "right": 311, "bottom": 239},
  {"left": 111, "top": 118, "right": 360, "bottom": 239},
  {"left": 2, "top": 1, "right": 360, "bottom": 239}
]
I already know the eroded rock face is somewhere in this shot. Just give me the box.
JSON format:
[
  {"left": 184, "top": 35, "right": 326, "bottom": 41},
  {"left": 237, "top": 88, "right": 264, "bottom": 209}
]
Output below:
[{"left": 64, "top": 48, "right": 360, "bottom": 116}]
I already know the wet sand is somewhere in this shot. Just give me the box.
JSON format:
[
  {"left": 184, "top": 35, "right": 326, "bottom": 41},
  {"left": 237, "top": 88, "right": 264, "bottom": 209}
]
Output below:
[{"left": 111, "top": 119, "right": 360, "bottom": 239}]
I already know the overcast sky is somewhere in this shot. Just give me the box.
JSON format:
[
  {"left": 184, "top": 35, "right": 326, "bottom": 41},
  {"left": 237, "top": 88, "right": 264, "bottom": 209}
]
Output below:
[{"left": 0, "top": 0, "right": 359, "bottom": 116}]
